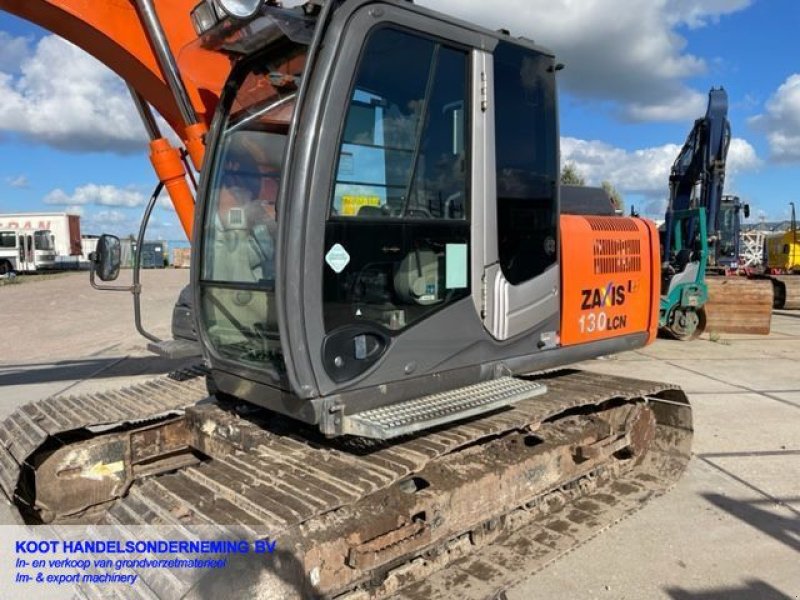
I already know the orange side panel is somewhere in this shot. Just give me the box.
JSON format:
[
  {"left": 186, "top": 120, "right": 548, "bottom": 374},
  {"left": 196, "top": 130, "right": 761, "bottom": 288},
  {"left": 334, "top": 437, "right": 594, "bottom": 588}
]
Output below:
[
  {"left": 0, "top": 0, "right": 230, "bottom": 136},
  {"left": 560, "top": 215, "right": 660, "bottom": 347}
]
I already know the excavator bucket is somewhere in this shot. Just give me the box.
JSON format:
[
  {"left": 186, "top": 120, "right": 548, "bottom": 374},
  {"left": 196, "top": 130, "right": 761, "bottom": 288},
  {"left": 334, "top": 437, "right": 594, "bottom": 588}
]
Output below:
[{"left": 703, "top": 276, "right": 773, "bottom": 335}]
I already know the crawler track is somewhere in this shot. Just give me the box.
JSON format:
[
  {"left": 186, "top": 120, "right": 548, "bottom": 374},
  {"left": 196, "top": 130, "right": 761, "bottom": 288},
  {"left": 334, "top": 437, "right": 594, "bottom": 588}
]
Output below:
[{"left": 0, "top": 369, "right": 691, "bottom": 599}]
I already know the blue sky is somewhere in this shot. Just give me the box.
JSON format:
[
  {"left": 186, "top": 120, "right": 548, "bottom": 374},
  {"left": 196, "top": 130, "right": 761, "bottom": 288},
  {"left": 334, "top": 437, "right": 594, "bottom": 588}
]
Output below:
[{"left": 0, "top": 0, "right": 799, "bottom": 240}]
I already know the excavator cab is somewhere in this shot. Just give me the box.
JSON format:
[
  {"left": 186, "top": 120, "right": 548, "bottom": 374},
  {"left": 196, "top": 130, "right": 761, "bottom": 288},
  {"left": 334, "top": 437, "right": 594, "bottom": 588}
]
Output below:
[
  {"left": 196, "top": 1, "right": 559, "bottom": 435},
  {"left": 191, "top": 0, "right": 660, "bottom": 438}
]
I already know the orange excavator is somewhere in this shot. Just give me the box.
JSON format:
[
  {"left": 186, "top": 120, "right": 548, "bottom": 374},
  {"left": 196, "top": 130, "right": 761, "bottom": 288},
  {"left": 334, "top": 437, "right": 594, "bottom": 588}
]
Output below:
[{"left": 0, "top": 2, "right": 693, "bottom": 599}]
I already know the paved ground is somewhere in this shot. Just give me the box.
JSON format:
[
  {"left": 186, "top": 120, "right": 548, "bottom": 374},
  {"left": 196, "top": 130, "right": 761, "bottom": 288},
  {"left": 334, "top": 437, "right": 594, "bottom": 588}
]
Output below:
[
  {"left": 0, "top": 269, "right": 192, "bottom": 418},
  {"left": 511, "top": 314, "right": 800, "bottom": 600},
  {"left": 0, "top": 270, "right": 798, "bottom": 599}
]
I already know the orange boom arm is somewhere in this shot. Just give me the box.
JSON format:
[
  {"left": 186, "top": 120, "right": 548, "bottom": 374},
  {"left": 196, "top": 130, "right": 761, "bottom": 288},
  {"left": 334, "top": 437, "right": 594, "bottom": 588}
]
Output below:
[{"left": 0, "top": 0, "right": 233, "bottom": 239}]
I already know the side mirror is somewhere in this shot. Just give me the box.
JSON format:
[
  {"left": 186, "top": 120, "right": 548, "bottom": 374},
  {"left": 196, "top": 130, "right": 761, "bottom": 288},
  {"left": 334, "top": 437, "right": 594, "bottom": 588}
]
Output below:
[
  {"left": 743, "top": 204, "right": 750, "bottom": 219},
  {"left": 92, "top": 234, "right": 121, "bottom": 282}
]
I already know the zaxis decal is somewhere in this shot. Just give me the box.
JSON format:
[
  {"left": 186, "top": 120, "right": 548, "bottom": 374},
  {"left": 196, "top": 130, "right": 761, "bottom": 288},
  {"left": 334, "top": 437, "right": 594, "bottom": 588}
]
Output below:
[{"left": 580, "top": 280, "right": 636, "bottom": 311}]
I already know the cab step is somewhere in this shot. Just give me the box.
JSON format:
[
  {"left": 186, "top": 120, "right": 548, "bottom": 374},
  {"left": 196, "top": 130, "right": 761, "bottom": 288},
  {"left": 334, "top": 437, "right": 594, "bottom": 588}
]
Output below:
[
  {"left": 147, "top": 338, "right": 202, "bottom": 359},
  {"left": 341, "top": 376, "right": 546, "bottom": 439}
]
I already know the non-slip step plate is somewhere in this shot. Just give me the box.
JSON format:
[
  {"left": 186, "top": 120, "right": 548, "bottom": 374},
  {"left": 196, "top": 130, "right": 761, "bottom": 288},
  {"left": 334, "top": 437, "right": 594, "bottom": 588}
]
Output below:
[
  {"left": 147, "top": 339, "right": 203, "bottom": 359},
  {"left": 343, "top": 377, "right": 547, "bottom": 439}
]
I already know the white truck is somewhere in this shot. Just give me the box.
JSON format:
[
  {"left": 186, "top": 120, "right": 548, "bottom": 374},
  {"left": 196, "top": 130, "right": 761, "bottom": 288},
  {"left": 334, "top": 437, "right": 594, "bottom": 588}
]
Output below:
[{"left": 0, "top": 213, "right": 82, "bottom": 274}]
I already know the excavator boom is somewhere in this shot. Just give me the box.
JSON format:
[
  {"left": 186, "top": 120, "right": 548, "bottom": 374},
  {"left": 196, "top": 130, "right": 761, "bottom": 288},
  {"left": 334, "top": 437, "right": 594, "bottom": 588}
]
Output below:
[
  {"left": 660, "top": 88, "right": 773, "bottom": 338},
  {"left": 0, "top": 0, "right": 229, "bottom": 136},
  {"left": 0, "top": 0, "right": 235, "bottom": 238}
]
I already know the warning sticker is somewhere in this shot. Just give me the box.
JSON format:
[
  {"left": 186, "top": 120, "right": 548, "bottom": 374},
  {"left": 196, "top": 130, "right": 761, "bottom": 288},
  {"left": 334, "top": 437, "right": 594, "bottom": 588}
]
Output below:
[
  {"left": 341, "top": 195, "right": 381, "bottom": 217},
  {"left": 325, "top": 244, "right": 351, "bottom": 274}
]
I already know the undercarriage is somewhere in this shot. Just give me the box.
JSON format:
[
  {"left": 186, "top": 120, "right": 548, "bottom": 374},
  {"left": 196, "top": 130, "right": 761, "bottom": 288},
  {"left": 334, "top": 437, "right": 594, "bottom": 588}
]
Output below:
[{"left": 0, "top": 367, "right": 691, "bottom": 599}]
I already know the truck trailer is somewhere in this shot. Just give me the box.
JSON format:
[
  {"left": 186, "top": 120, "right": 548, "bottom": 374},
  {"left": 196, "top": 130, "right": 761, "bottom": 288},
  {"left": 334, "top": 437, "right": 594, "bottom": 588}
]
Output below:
[{"left": 0, "top": 212, "right": 82, "bottom": 273}]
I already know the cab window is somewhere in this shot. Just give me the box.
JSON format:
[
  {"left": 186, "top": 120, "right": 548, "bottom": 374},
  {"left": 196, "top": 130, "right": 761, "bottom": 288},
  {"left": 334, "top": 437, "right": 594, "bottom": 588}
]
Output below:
[
  {"left": 494, "top": 42, "right": 558, "bottom": 285},
  {"left": 330, "top": 28, "right": 468, "bottom": 220},
  {"left": 324, "top": 27, "right": 471, "bottom": 334}
]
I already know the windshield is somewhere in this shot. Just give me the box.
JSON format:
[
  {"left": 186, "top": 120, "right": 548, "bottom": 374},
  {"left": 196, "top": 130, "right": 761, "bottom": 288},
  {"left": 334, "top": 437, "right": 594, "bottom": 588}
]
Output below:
[
  {"left": 719, "top": 204, "right": 736, "bottom": 257},
  {"left": 34, "top": 230, "right": 54, "bottom": 251},
  {"left": 200, "top": 46, "right": 305, "bottom": 373}
]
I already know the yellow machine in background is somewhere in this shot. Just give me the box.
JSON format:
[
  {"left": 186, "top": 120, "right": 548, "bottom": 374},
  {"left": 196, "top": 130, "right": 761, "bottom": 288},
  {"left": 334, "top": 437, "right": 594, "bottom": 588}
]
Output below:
[
  {"left": 766, "top": 232, "right": 800, "bottom": 272},
  {"left": 766, "top": 202, "right": 799, "bottom": 273},
  {"left": 764, "top": 202, "right": 800, "bottom": 310}
]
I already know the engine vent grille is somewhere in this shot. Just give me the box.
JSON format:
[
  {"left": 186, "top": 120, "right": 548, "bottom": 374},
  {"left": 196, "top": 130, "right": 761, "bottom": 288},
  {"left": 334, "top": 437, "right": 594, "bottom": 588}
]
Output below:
[
  {"left": 594, "top": 239, "right": 642, "bottom": 274},
  {"left": 586, "top": 217, "right": 639, "bottom": 232}
]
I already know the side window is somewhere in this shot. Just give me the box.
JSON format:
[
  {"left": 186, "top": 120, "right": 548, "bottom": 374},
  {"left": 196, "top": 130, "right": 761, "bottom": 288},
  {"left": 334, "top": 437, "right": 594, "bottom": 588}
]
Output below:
[
  {"left": 323, "top": 28, "right": 471, "bottom": 335},
  {"left": 494, "top": 42, "right": 558, "bottom": 285},
  {"left": 331, "top": 29, "right": 468, "bottom": 220},
  {"left": 0, "top": 232, "right": 16, "bottom": 248}
]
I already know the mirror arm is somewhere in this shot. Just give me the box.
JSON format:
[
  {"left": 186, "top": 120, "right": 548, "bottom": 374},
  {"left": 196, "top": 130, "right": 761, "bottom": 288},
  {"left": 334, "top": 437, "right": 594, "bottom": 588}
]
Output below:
[
  {"left": 132, "top": 182, "right": 166, "bottom": 344},
  {"left": 89, "top": 265, "right": 133, "bottom": 292}
]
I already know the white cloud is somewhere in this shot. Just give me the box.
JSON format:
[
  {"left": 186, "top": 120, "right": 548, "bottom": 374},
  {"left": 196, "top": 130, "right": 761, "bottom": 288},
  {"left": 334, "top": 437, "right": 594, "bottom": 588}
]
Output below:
[
  {"left": 0, "top": 35, "right": 147, "bottom": 153},
  {"left": 79, "top": 208, "right": 183, "bottom": 239},
  {"left": 158, "top": 196, "right": 177, "bottom": 211},
  {"left": 43, "top": 184, "right": 147, "bottom": 208},
  {"left": 90, "top": 210, "right": 129, "bottom": 225},
  {"left": 64, "top": 205, "right": 85, "bottom": 217},
  {"left": 0, "top": 32, "right": 31, "bottom": 72},
  {"left": 666, "top": 0, "right": 752, "bottom": 28},
  {"left": 419, "top": 0, "right": 752, "bottom": 121},
  {"left": 5, "top": 174, "right": 28, "bottom": 188},
  {"left": 82, "top": 210, "right": 138, "bottom": 237},
  {"left": 561, "top": 135, "right": 761, "bottom": 215},
  {"left": 726, "top": 137, "right": 761, "bottom": 174},
  {"left": 749, "top": 74, "right": 800, "bottom": 163}
]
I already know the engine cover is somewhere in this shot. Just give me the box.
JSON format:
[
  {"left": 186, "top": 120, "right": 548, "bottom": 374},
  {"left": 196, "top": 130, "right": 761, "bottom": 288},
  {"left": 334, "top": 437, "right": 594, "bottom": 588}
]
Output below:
[{"left": 560, "top": 215, "right": 660, "bottom": 346}]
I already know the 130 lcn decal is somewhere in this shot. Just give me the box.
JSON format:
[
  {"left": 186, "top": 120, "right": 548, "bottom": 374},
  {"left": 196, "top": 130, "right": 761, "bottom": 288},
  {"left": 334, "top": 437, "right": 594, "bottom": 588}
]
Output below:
[{"left": 580, "top": 280, "right": 636, "bottom": 311}]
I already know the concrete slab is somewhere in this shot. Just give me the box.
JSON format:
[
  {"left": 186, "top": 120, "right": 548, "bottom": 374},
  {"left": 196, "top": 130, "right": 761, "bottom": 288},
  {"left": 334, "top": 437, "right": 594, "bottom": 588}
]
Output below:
[
  {"left": 765, "top": 316, "right": 800, "bottom": 337},
  {"left": 667, "top": 358, "right": 800, "bottom": 393},
  {"left": 771, "top": 392, "right": 800, "bottom": 408},
  {"left": 0, "top": 350, "right": 197, "bottom": 418},
  {"left": 594, "top": 350, "right": 652, "bottom": 362},
  {"left": 699, "top": 453, "right": 800, "bottom": 512},
  {"left": 688, "top": 392, "right": 800, "bottom": 455},
  {"left": 638, "top": 338, "right": 759, "bottom": 361},
  {"left": 725, "top": 339, "right": 800, "bottom": 361},
  {"left": 577, "top": 358, "right": 742, "bottom": 394},
  {"left": 506, "top": 459, "right": 800, "bottom": 600}
]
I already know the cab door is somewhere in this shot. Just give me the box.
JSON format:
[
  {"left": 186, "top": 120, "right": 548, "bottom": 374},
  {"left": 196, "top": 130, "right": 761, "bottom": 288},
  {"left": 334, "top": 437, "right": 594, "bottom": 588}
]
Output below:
[
  {"left": 277, "top": 3, "right": 490, "bottom": 400},
  {"left": 318, "top": 27, "right": 472, "bottom": 384},
  {"left": 480, "top": 42, "right": 560, "bottom": 340}
]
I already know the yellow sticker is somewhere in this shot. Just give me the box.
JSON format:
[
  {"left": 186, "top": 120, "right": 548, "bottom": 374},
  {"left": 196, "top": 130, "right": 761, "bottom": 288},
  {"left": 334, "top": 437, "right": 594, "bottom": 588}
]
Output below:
[
  {"left": 341, "top": 195, "right": 381, "bottom": 216},
  {"left": 85, "top": 460, "right": 125, "bottom": 480}
]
